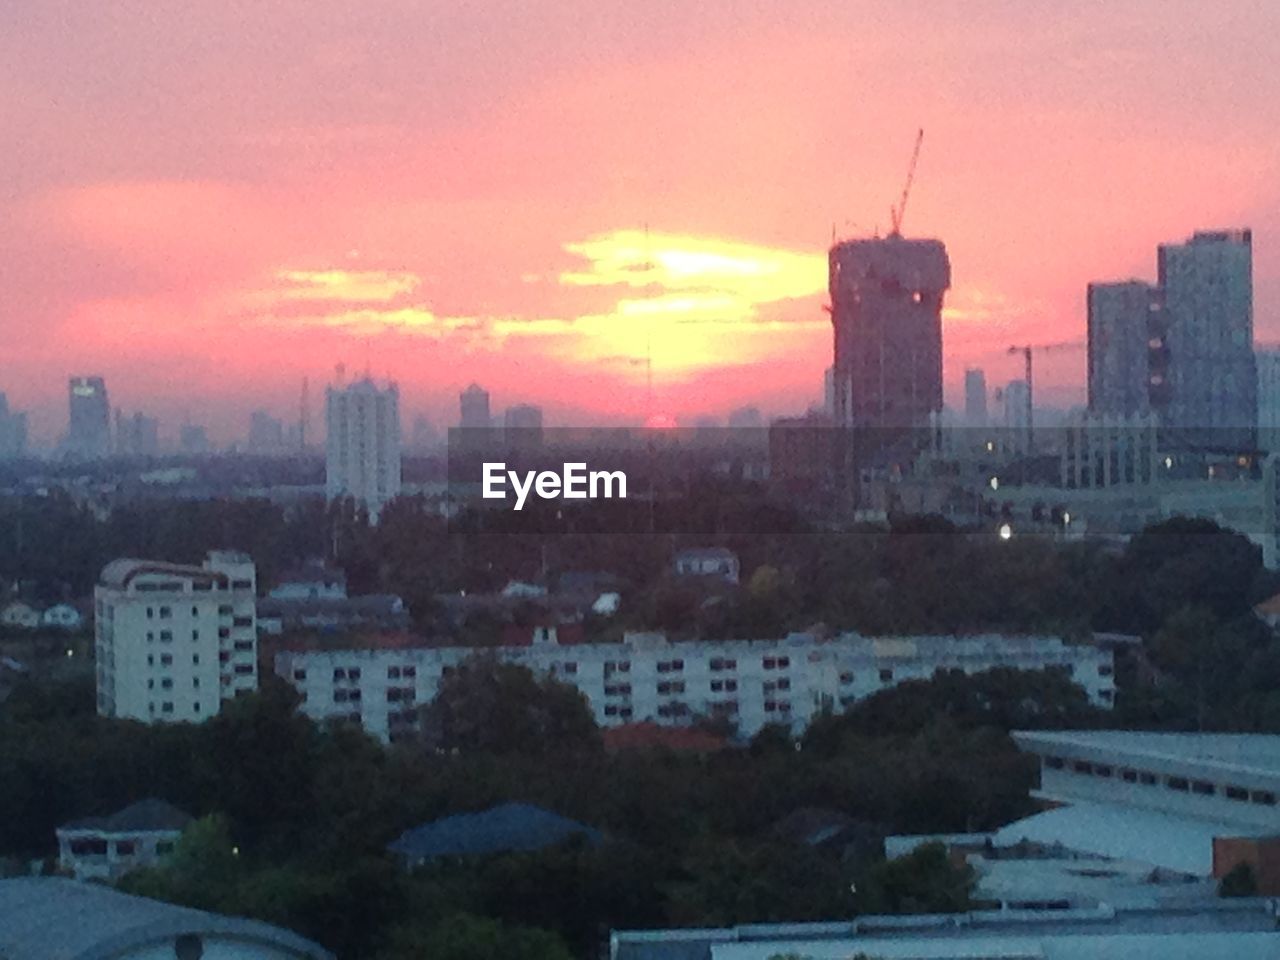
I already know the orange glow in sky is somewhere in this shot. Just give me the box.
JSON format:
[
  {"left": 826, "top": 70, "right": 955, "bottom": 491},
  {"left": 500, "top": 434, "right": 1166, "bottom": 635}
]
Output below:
[{"left": 1, "top": 2, "right": 1278, "bottom": 445}]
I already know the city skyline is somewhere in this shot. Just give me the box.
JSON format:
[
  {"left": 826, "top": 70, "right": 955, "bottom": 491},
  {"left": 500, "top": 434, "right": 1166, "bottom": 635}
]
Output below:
[{"left": 2, "top": 2, "right": 1279, "bottom": 445}]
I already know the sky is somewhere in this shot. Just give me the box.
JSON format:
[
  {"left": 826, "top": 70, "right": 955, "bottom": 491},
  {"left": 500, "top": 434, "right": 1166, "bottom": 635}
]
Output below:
[{"left": 2, "top": 0, "right": 1278, "bottom": 446}]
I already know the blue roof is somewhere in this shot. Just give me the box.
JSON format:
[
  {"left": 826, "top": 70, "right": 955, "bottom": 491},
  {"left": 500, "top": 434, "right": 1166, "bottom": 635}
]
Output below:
[{"left": 388, "top": 802, "right": 602, "bottom": 861}]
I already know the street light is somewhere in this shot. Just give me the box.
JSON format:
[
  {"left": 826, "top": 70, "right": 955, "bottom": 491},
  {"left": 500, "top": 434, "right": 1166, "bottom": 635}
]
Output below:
[
  {"left": 998, "top": 523, "right": 1013, "bottom": 541},
  {"left": 989, "top": 476, "right": 999, "bottom": 491}
]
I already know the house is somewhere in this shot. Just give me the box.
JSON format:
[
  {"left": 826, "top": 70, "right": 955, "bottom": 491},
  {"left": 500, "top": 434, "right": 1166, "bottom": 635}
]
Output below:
[
  {"left": 0, "top": 877, "right": 333, "bottom": 959},
  {"left": 40, "top": 602, "right": 84, "bottom": 631},
  {"left": 256, "top": 593, "right": 409, "bottom": 636},
  {"left": 268, "top": 563, "right": 348, "bottom": 600},
  {"left": 56, "top": 798, "right": 193, "bottom": 882},
  {"left": 0, "top": 601, "right": 40, "bottom": 630},
  {"left": 387, "top": 802, "right": 602, "bottom": 867},
  {"left": 673, "top": 547, "right": 740, "bottom": 584}
]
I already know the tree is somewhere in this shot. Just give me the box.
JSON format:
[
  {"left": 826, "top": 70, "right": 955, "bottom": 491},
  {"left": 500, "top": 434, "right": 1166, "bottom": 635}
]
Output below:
[
  {"left": 379, "top": 913, "right": 573, "bottom": 960},
  {"left": 857, "top": 842, "right": 973, "bottom": 914},
  {"left": 418, "top": 656, "right": 600, "bottom": 756}
]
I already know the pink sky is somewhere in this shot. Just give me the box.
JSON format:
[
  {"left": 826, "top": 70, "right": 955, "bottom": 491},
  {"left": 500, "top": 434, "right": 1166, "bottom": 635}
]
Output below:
[{"left": 2, "top": 0, "right": 1278, "bottom": 446}]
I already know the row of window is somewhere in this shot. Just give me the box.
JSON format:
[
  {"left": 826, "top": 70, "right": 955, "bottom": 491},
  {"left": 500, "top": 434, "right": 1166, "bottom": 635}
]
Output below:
[
  {"left": 148, "top": 677, "right": 201, "bottom": 690},
  {"left": 148, "top": 700, "right": 200, "bottom": 714},
  {"left": 1047, "top": 756, "right": 1278, "bottom": 806},
  {"left": 145, "top": 604, "right": 243, "bottom": 619}
]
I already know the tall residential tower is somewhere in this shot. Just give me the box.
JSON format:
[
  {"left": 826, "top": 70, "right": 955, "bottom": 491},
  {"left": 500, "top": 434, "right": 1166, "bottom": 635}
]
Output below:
[{"left": 325, "top": 378, "right": 402, "bottom": 522}]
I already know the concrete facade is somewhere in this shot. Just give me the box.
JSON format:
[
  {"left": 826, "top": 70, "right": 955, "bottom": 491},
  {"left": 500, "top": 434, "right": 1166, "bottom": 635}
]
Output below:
[{"left": 95, "top": 551, "right": 258, "bottom": 723}]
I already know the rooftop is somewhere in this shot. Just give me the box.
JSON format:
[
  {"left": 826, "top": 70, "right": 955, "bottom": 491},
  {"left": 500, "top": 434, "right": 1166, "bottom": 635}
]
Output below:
[
  {"left": 0, "top": 877, "right": 333, "bottom": 960},
  {"left": 1012, "top": 731, "right": 1280, "bottom": 780},
  {"left": 59, "top": 797, "right": 193, "bottom": 835},
  {"left": 388, "top": 802, "right": 602, "bottom": 862},
  {"left": 612, "top": 901, "right": 1280, "bottom": 960}
]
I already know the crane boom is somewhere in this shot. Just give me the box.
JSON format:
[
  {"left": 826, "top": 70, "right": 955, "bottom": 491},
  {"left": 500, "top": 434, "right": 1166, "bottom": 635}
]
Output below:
[{"left": 889, "top": 128, "right": 924, "bottom": 236}]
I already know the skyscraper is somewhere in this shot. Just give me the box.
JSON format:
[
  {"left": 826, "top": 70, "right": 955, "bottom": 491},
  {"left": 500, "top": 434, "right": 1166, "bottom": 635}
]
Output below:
[
  {"left": 0, "top": 393, "right": 28, "bottom": 460},
  {"left": 459, "top": 383, "right": 491, "bottom": 430},
  {"left": 963, "top": 368, "right": 988, "bottom": 426},
  {"left": 115, "top": 411, "right": 160, "bottom": 458},
  {"left": 1257, "top": 349, "right": 1280, "bottom": 454},
  {"left": 503, "top": 404, "right": 544, "bottom": 449},
  {"left": 1157, "top": 229, "right": 1255, "bottom": 449},
  {"left": 1087, "top": 280, "right": 1159, "bottom": 418},
  {"left": 326, "top": 378, "right": 401, "bottom": 522},
  {"left": 247, "top": 410, "right": 286, "bottom": 455},
  {"left": 1002, "top": 379, "right": 1030, "bottom": 454},
  {"left": 829, "top": 235, "right": 950, "bottom": 431},
  {"left": 68, "top": 376, "right": 111, "bottom": 460}
]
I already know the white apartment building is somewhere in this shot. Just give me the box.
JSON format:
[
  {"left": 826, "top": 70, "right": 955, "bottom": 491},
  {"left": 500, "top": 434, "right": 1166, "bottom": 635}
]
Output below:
[
  {"left": 274, "top": 631, "right": 1114, "bottom": 743},
  {"left": 325, "top": 378, "right": 401, "bottom": 522},
  {"left": 95, "top": 551, "right": 258, "bottom": 723}
]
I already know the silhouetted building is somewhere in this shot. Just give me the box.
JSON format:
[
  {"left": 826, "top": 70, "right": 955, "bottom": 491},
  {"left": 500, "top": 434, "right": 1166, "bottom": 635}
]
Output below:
[
  {"left": 0, "top": 393, "right": 28, "bottom": 460},
  {"left": 459, "top": 383, "right": 491, "bottom": 429},
  {"left": 115, "top": 411, "right": 159, "bottom": 457},
  {"left": 1158, "top": 229, "right": 1255, "bottom": 450},
  {"left": 728, "top": 406, "right": 763, "bottom": 430},
  {"left": 829, "top": 235, "right": 950, "bottom": 430},
  {"left": 67, "top": 376, "right": 110, "bottom": 460},
  {"left": 248, "top": 410, "right": 286, "bottom": 455},
  {"left": 504, "top": 403, "right": 544, "bottom": 449},
  {"left": 1258, "top": 349, "right": 1280, "bottom": 454},
  {"left": 1088, "top": 280, "right": 1160, "bottom": 418},
  {"left": 179, "top": 423, "right": 209, "bottom": 455},
  {"left": 964, "top": 368, "right": 988, "bottom": 426}
]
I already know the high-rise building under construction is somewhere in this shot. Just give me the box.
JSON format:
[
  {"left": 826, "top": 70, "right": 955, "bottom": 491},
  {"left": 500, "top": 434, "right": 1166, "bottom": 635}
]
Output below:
[{"left": 828, "top": 235, "right": 951, "bottom": 430}]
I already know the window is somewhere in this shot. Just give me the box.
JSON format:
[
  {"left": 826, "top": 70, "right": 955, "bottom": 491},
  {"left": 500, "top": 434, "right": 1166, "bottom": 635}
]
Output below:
[
  {"left": 192, "top": 654, "right": 200, "bottom": 665},
  {"left": 232, "top": 579, "right": 252, "bottom": 590},
  {"left": 334, "top": 668, "right": 346, "bottom": 681},
  {"left": 1192, "top": 781, "right": 1215, "bottom": 796},
  {"left": 777, "top": 678, "right": 790, "bottom": 691},
  {"left": 879, "top": 669, "right": 894, "bottom": 682},
  {"left": 160, "top": 654, "right": 172, "bottom": 666},
  {"left": 161, "top": 678, "right": 173, "bottom": 690},
  {"left": 563, "top": 662, "right": 578, "bottom": 675},
  {"left": 191, "top": 606, "right": 199, "bottom": 616},
  {"left": 192, "top": 678, "right": 200, "bottom": 688},
  {"left": 1098, "top": 665, "right": 1113, "bottom": 676},
  {"left": 191, "top": 630, "right": 199, "bottom": 641},
  {"left": 1226, "top": 786, "right": 1249, "bottom": 801},
  {"left": 1094, "top": 765, "right": 1112, "bottom": 778},
  {"left": 349, "top": 668, "right": 361, "bottom": 680},
  {"left": 1167, "top": 777, "right": 1190, "bottom": 792},
  {"left": 1122, "top": 769, "right": 1137, "bottom": 783},
  {"left": 839, "top": 672, "right": 855, "bottom": 685},
  {"left": 232, "top": 616, "right": 252, "bottom": 627},
  {"left": 233, "top": 664, "right": 254, "bottom": 675},
  {"left": 1073, "top": 761, "right": 1093, "bottom": 774},
  {"left": 233, "top": 640, "right": 253, "bottom": 651},
  {"left": 1139, "top": 772, "right": 1157, "bottom": 785},
  {"left": 404, "top": 666, "right": 416, "bottom": 678},
  {"left": 1045, "top": 756, "right": 1065, "bottom": 770},
  {"left": 293, "top": 669, "right": 306, "bottom": 681},
  {"left": 159, "top": 630, "right": 172, "bottom": 642},
  {"left": 159, "top": 606, "right": 172, "bottom": 619},
  {"left": 218, "top": 627, "right": 230, "bottom": 639},
  {"left": 146, "top": 607, "right": 154, "bottom": 619},
  {"left": 193, "top": 702, "right": 201, "bottom": 713},
  {"left": 161, "top": 702, "right": 174, "bottom": 713},
  {"left": 1251, "top": 790, "right": 1277, "bottom": 806},
  {"left": 218, "top": 605, "right": 233, "bottom": 615},
  {"left": 388, "top": 666, "right": 401, "bottom": 679}
]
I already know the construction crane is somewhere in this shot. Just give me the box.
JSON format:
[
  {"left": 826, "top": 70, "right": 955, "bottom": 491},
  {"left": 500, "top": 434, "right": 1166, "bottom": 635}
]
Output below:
[
  {"left": 889, "top": 128, "right": 924, "bottom": 237},
  {"left": 1006, "top": 341, "right": 1083, "bottom": 452}
]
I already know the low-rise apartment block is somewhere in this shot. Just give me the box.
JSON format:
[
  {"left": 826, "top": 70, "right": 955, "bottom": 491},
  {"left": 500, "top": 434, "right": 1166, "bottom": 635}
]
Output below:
[
  {"left": 94, "top": 551, "right": 258, "bottom": 723},
  {"left": 274, "top": 631, "right": 1114, "bottom": 742}
]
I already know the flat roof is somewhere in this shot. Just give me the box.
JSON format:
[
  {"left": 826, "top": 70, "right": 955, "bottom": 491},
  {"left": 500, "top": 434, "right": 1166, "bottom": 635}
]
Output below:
[
  {"left": 614, "top": 902, "right": 1280, "bottom": 960},
  {"left": 991, "top": 802, "right": 1261, "bottom": 875},
  {"left": 1012, "top": 731, "right": 1280, "bottom": 780}
]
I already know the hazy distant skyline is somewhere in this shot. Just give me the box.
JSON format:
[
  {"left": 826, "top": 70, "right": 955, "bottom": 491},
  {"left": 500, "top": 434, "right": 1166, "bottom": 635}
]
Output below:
[{"left": 3, "top": 1, "right": 1278, "bottom": 444}]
